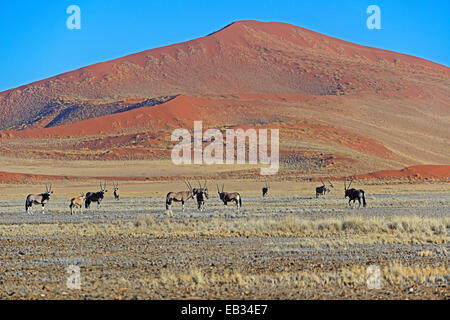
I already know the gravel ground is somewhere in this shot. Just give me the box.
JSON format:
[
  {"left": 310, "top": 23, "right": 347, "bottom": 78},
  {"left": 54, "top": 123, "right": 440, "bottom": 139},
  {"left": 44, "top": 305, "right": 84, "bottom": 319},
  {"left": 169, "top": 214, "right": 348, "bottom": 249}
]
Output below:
[
  {"left": 0, "top": 191, "right": 448, "bottom": 300},
  {"left": 1, "top": 192, "right": 449, "bottom": 223}
]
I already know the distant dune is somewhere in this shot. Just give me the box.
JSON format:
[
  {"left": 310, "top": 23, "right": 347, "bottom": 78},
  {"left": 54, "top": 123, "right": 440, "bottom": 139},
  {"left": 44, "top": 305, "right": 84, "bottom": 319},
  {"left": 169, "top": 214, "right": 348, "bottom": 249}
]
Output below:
[
  {"left": 355, "top": 165, "right": 450, "bottom": 180},
  {"left": 0, "top": 20, "right": 449, "bottom": 177}
]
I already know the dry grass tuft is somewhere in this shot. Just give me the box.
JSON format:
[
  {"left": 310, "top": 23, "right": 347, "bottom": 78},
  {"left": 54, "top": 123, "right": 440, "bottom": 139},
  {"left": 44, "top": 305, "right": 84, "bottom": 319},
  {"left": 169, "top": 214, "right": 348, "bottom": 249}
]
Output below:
[
  {"left": 148, "top": 262, "right": 449, "bottom": 292},
  {"left": 1, "top": 214, "right": 448, "bottom": 246}
]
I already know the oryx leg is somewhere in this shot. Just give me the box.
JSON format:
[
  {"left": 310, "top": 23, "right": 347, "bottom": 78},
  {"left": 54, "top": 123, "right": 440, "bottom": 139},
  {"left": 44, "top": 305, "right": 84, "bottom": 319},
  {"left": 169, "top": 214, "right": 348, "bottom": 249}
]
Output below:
[
  {"left": 182, "top": 200, "right": 185, "bottom": 212},
  {"left": 166, "top": 198, "right": 172, "bottom": 211},
  {"left": 42, "top": 204, "right": 45, "bottom": 214}
]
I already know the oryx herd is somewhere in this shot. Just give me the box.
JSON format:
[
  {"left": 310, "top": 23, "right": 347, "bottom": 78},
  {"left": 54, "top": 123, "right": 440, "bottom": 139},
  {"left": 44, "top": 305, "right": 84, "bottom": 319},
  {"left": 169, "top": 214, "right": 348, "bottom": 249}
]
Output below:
[
  {"left": 23, "top": 177, "right": 367, "bottom": 215},
  {"left": 26, "top": 182, "right": 117, "bottom": 215},
  {"left": 165, "top": 180, "right": 241, "bottom": 213},
  {"left": 165, "top": 177, "right": 366, "bottom": 213}
]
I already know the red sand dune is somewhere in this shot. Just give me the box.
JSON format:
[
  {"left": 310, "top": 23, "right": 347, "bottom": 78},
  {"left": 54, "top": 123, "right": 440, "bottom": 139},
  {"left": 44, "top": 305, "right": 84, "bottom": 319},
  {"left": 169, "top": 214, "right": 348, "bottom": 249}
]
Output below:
[
  {"left": 0, "top": 94, "right": 395, "bottom": 163},
  {"left": 0, "top": 20, "right": 449, "bottom": 174},
  {"left": 355, "top": 165, "right": 450, "bottom": 180},
  {"left": 1, "top": 20, "right": 448, "bottom": 130}
]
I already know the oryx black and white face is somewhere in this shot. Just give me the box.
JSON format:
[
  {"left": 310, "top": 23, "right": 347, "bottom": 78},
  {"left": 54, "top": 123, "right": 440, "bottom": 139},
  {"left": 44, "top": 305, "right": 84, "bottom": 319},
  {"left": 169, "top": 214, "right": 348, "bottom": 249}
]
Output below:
[
  {"left": 344, "top": 179, "right": 353, "bottom": 197},
  {"left": 44, "top": 184, "right": 54, "bottom": 197}
]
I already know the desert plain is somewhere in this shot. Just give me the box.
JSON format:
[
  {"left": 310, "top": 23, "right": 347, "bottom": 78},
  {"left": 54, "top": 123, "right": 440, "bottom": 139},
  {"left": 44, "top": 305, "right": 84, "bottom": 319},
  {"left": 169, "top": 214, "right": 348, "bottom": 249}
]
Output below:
[{"left": 0, "top": 161, "right": 448, "bottom": 300}]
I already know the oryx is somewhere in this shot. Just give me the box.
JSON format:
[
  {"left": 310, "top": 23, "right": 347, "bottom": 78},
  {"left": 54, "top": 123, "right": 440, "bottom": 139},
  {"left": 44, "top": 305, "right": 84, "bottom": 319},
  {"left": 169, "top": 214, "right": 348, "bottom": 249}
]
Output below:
[
  {"left": 344, "top": 178, "right": 367, "bottom": 208},
  {"left": 262, "top": 179, "right": 270, "bottom": 197},
  {"left": 85, "top": 182, "right": 108, "bottom": 209},
  {"left": 25, "top": 184, "right": 53, "bottom": 215},
  {"left": 165, "top": 180, "right": 195, "bottom": 212},
  {"left": 70, "top": 193, "right": 85, "bottom": 215},
  {"left": 316, "top": 179, "right": 334, "bottom": 198},
  {"left": 113, "top": 182, "right": 120, "bottom": 201},
  {"left": 217, "top": 184, "right": 242, "bottom": 213},
  {"left": 195, "top": 180, "right": 209, "bottom": 211}
]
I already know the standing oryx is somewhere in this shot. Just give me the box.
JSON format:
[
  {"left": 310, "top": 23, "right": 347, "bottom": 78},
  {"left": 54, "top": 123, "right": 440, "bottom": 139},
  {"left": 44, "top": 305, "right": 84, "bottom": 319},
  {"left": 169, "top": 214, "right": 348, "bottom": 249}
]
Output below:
[
  {"left": 217, "top": 184, "right": 242, "bottom": 213},
  {"left": 195, "top": 180, "right": 209, "bottom": 211},
  {"left": 70, "top": 193, "right": 85, "bottom": 215},
  {"left": 166, "top": 180, "right": 195, "bottom": 212},
  {"left": 25, "top": 184, "right": 53, "bottom": 215},
  {"left": 316, "top": 179, "right": 334, "bottom": 198},
  {"left": 344, "top": 179, "right": 367, "bottom": 208},
  {"left": 85, "top": 182, "right": 108, "bottom": 209},
  {"left": 113, "top": 182, "right": 120, "bottom": 201},
  {"left": 262, "top": 179, "right": 270, "bottom": 197}
]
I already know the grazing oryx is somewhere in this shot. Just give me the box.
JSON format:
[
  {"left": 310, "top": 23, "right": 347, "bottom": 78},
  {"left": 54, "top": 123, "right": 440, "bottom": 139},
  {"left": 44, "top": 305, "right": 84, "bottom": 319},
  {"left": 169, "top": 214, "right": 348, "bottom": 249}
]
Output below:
[
  {"left": 217, "top": 184, "right": 242, "bottom": 213},
  {"left": 344, "top": 179, "right": 367, "bottom": 208},
  {"left": 316, "top": 179, "right": 334, "bottom": 198},
  {"left": 113, "top": 182, "right": 120, "bottom": 201},
  {"left": 70, "top": 193, "right": 85, "bottom": 215},
  {"left": 195, "top": 180, "right": 209, "bottom": 211},
  {"left": 166, "top": 180, "right": 195, "bottom": 212},
  {"left": 25, "top": 184, "right": 53, "bottom": 215},
  {"left": 85, "top": 182, "right": 108, "bottom": 209},
  {"left": 262, "top": 179, "right": 270, "bottom": 197}
]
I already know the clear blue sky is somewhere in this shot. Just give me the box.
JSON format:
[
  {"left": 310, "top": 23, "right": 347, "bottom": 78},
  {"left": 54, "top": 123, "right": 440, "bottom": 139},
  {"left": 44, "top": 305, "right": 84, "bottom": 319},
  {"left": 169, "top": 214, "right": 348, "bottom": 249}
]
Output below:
[{"left": 1, "top": 0, "right": 448, "bottom": 92}]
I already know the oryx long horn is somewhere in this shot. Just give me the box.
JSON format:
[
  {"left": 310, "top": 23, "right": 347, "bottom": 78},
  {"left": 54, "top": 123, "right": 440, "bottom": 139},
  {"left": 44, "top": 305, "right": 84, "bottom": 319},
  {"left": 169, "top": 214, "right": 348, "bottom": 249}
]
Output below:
[
  {"left": 328, "top": 180, "right": 334, "bottom": 188},
  {"left": 222, "top": 184, "right": 224, "bottom": 192},
  {"left": 184, "top": 180, "right": 193, "bottom": 192},
  {"left": 216, "top": 184, "right": 220, "bottom": 193},
  {"left": 203, "top": 180, "right": 207, "bottom": 188},
  {"left": 344, "top": 179, "right": 347, "bottom": 190},
  {"left": 348, "top": 179, "right": 353, "bottom": 189}
]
